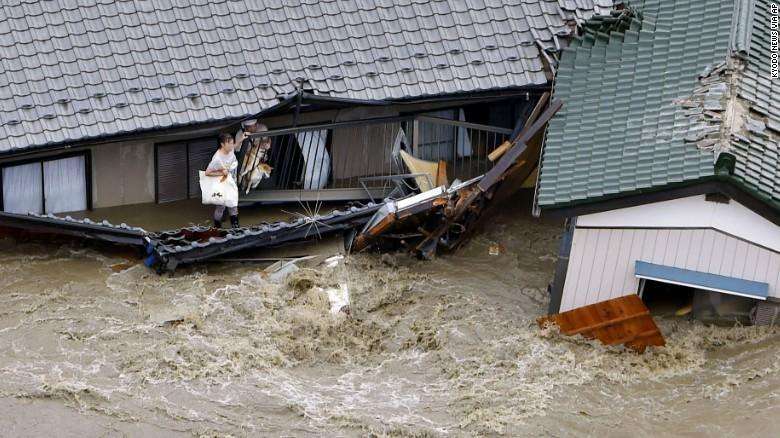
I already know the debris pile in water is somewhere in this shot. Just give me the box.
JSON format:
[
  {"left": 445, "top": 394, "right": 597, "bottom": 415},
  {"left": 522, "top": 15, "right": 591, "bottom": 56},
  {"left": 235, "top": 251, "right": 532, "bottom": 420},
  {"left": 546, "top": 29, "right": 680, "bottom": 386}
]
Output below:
[{"left": 1, "top": 210, "right": 779, "bottom": 436}]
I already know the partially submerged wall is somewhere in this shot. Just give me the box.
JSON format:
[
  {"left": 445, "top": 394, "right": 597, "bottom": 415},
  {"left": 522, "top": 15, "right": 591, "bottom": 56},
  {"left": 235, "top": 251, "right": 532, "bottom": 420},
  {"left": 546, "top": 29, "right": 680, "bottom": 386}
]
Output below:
[
  {"left": 558, "top": 195, "right": 780, "bottom": 312},
  {"left": 91, "top": 140, "right": 155, "bottom": 208}
]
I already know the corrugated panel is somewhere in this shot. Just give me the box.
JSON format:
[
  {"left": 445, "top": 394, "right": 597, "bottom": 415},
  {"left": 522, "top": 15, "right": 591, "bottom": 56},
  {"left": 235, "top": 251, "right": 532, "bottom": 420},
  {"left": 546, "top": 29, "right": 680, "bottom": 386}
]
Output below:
[
  {"left": 561, "top": 227, "right": 780, "bottom": 312},
  {"left": 187, "top": 139, "right": 216, "bottom": 199},
  {"left": 156, "top": 143, "right": 187, "bottom": 203}
]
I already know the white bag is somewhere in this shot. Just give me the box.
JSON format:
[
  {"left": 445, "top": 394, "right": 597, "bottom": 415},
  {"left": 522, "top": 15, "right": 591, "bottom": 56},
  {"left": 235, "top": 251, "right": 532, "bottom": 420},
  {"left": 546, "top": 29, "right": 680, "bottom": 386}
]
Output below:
[{"left": 199, "top": 171, "right": 239, "bottom": 208}]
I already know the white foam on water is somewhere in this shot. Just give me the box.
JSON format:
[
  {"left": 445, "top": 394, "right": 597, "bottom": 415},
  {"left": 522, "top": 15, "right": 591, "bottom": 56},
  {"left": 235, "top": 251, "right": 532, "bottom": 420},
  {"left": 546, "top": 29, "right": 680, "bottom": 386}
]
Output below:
[{"left": 0, "top": 216, "right": 779, "bottom": 436}]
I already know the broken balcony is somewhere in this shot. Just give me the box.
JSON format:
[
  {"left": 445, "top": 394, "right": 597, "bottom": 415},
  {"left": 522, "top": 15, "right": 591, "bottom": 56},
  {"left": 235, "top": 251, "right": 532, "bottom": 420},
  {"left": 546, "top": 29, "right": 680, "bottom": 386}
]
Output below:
[{"left": 238, "top": 114, "right": 514, "bottom": 204}]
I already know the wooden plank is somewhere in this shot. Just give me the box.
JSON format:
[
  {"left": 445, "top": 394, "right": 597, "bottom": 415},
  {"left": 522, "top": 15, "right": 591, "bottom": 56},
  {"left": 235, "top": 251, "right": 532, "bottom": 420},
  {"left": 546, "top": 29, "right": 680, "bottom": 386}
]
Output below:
[
  {"left": 487, "top": 92, "right": 550, "bottom": 162},
  {"left": 436, "top": 160, "right": 448, "bottom": 187},
  {"left": 538, "top": 295, "right": 665, "bottom": 353},
  {"left": 478, "top": 99, "right": 563, "bottom": 192}
]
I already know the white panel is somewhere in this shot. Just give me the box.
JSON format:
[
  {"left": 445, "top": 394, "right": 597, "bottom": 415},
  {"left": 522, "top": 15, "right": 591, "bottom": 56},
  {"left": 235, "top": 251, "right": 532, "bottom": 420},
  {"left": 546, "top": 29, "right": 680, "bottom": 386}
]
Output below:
[
  {"left": 621, "top": 229, "right": 644, "bottom": 293},
  {"left": 708, "top": 233, "right": 727, "bottom": 275},
  {"left": 577, "top": 195, "right": 779, "bottom": 251},
  {"left": 574, "top": 229, "right": 600, "bottom": 309},
  {"left": 644, "top": 229, "right": 658, "bottom": 264},
  {"left": 754, "top": 247, "right": 772, "bottom": 284},
  {"left": 674, "top": 230, "right": 692, "bottom": 268},
  {"left": 743, "top": 245, "right": 760, "bottom": 281},
  {"left": 613, "top": 229, "right": 635, "bottom": 295},
  {"left": 561, "top": 228, "right": 587, "bottom": 312},
  {"left": 697, "top": 230, "right": 716, "bottom": 272},
  {"left": 720, "top": 236, "right": 738, "bottom": 276},
  {"left": 711, "top": 200, "right": 778, "bottom": 251},
  {"left": 663, "top": 230, "right": 681, "bottom": 266},
  {"left": 651, "top": 229, "right": 669, "bottom": 264},
  {"left": 768, "top": 255, "right": 780, "bottom": 297},
  {"left": 2, "top": 162, "right": 43, "bottom": 214},
  {"left": 43, "top": 156, "right": 87, "bottom": 214},
  {"left": 598, "top": 229, "right": 622, "bottom": 301},
  {"left": 588, "top": 229, "right": 611, "bottom": 303},
  {"left": 684, "top": 229, "right": 704, "bottom": 270},
  {"left": 731, "top": 240, "right": 749, "bottom": 279}
]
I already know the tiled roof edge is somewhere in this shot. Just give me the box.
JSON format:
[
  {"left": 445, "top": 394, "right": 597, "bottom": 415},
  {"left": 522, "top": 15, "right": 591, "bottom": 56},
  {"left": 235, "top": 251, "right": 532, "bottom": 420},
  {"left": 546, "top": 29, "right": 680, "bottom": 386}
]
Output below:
[{"left": 731, "top": 0, "right": 756, "bottom": 58}]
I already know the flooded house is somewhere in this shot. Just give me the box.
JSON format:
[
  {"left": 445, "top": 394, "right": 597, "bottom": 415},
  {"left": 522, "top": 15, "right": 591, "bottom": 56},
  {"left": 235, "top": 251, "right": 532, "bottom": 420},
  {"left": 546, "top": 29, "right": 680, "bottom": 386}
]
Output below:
[
  {"left": 0, "top": 0, "right": 613, "bottom": 221},
  {"left": 537, "top": 0, "right": 780, "bottom": 324}
]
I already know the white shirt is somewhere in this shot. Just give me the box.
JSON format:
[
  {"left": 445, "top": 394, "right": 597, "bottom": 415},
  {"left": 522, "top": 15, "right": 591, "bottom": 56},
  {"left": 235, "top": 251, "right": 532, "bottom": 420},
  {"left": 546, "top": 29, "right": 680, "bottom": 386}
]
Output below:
[{"left": 207, "top": 150, "right": 238, "bottom": 179}]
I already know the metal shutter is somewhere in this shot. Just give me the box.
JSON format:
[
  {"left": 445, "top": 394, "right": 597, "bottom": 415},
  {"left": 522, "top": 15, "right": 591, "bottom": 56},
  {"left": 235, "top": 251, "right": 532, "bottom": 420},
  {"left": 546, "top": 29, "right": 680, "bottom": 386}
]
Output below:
[
  {"left": 187, "top": 138, "right": 216, "bottom": 199},
  {"left": 156, "top": 143, "right": 187, "bottom": 203}
]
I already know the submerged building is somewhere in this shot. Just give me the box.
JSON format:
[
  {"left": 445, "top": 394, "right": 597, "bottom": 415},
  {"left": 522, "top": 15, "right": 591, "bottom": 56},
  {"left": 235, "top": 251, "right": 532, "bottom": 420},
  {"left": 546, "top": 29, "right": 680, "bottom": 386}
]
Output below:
[
  {"left": 537, "top": 0, "right": 780, "bottom": 323},
  {"left": 0, "top": 0, "right": 612, "bottom": 213}
]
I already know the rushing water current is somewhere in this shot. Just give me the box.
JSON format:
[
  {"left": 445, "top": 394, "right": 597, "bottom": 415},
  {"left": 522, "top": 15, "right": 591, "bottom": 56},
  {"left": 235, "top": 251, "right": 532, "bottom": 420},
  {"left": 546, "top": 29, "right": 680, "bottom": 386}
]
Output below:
[{"left": 0, "top": 201, "right": 778, "bottom": 437}]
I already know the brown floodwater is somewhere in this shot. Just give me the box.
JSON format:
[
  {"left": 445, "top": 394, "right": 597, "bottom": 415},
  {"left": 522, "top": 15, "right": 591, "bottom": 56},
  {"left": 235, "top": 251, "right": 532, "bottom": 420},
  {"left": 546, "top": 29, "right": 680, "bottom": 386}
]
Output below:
[{"left": 1, "top": 194, "right": 779, "bottom": 436}]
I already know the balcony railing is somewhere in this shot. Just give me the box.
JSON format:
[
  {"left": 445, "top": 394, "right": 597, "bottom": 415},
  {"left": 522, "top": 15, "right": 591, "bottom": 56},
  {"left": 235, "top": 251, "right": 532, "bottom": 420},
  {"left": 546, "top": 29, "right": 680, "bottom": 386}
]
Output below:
[{"left": 239, "top": 115, "right": 512, "bottom": 203}]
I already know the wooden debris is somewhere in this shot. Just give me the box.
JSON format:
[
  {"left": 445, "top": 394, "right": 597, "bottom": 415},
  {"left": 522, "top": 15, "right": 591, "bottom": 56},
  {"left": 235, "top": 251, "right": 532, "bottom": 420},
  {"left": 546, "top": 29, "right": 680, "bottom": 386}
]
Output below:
[
  {"left": 350, "top": 99, "right": 563, "bottom": 259},
  {"left": 488, "top": 91, "right": 550, "bottom": 162},
  {"left": 537, "top": 295, "right": 665, "bottom": 353}
]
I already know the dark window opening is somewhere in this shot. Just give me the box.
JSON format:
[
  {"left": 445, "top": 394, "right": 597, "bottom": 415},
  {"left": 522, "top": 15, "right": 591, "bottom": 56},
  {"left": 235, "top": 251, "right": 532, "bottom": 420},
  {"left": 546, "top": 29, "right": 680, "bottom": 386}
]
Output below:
[
  {"left": 640, "top": 280, "right": 757, "bottom": 325},
  {"left": 640, "top": 280, "right": 695, "bottom": 317}
]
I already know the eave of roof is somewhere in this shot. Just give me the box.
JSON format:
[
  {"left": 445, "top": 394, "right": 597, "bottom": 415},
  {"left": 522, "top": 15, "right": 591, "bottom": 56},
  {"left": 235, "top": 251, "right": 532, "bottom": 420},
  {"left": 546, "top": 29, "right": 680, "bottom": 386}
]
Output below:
[{"left": 539, "top": 173, "right": 780, "bottom": 225}]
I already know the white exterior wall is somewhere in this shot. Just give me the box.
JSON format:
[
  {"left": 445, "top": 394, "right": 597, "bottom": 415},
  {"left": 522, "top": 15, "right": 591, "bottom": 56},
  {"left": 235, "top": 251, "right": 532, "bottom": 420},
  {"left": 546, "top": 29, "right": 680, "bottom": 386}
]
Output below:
[
  {"left": 560, "top": 196, "right": 780, "bottom": 312},
  {"left": 576, "top": 195, "right": 780, "bottom": 251}
]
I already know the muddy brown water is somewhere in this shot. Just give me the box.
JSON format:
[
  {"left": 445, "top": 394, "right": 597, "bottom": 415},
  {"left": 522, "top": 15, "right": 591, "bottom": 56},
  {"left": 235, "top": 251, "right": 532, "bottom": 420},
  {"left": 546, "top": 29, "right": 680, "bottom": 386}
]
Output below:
[{"left": 1, "top": 197, "right": 779, "bottom": 437}]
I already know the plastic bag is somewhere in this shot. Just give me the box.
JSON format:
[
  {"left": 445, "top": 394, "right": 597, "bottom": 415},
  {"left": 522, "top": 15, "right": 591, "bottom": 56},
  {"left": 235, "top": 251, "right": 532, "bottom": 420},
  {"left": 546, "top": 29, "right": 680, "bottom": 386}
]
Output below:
[{"left": 199, "top": 171, "right": 238, "bottom": 207}]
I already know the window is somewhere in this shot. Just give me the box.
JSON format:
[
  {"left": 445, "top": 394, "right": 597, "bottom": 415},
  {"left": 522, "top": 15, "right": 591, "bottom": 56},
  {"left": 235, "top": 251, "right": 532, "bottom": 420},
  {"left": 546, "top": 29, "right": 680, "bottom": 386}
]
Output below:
[
  {"left": 1, "top": 153, "right": 90, "bottom": 214},
  {"left": 155, "top": 137, "right": 216, "bottom": 203}
]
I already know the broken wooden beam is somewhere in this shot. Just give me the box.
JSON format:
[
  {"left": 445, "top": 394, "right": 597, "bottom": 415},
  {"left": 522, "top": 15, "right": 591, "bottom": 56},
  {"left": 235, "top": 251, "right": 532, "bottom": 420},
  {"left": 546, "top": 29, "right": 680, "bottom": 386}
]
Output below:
[{"left": 488, "top": 91, "right": 550, "bottom": 162}]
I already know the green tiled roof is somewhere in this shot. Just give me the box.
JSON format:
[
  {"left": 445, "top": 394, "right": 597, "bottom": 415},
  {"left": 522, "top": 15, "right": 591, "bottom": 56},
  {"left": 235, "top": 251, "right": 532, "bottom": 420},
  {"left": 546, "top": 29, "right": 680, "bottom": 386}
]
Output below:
[
  {"left": 731, "top": 0, "right": 780, "bottom": 207},
  {"left": 538, "top": 0, "right": 780, "bottom": 212}
]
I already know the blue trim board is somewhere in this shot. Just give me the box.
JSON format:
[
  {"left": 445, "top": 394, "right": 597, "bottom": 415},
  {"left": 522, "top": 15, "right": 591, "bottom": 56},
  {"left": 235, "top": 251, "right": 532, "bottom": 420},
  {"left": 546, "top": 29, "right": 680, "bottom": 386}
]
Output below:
[{"left": 634, "top": 261, "right": 769, "bottom": 300}]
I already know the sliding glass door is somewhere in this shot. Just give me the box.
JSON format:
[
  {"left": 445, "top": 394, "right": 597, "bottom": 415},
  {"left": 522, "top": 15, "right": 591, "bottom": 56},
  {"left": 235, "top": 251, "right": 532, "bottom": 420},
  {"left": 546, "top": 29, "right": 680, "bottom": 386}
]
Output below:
[
  {"left": 2, "top": 162, "right": 43, "bottom": 214},
  {"left": 1, "top": 154, "right": 88, "bottom": 214}
]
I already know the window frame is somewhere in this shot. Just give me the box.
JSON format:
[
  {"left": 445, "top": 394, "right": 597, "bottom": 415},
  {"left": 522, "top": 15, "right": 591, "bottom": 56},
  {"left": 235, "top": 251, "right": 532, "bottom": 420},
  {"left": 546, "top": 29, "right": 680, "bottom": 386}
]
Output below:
[{"left": 0, "top": 150, "right": 92, "bottom": 213}]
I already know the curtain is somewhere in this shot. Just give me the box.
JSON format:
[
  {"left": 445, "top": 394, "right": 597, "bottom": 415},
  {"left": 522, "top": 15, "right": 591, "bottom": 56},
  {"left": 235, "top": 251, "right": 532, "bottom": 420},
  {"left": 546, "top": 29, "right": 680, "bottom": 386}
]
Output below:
[
  {"left": 43, "top": 156, "right": 87, "bottom": 213},
  {"left": 414, "top": 109, "right": 473, "bottom": 160},
  {"left": 2, "top": 162, "right": 43, "bottom": 214},
  {"left": 296, "top": 130, "right": 330, "bottom": 190},
  {"left": 417, "top": 109, "right": 456, "bottom": 161},
  {"left": 457, "top": 108, "right": 473, "bottom": 157},
  {"left": 331, "top": 123, "right": 399, "bottom": 181}
]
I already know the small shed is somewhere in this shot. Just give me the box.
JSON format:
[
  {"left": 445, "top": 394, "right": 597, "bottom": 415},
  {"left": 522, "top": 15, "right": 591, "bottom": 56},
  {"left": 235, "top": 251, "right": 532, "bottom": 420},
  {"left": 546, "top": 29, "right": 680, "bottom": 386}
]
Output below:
[{"left": 536, "top": 0, "right": 780, "bottom": 322}]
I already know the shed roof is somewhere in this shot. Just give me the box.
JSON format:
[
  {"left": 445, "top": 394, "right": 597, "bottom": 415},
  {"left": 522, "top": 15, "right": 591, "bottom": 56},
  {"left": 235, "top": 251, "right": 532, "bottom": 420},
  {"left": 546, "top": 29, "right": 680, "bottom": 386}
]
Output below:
[
  {"left": 537, "top": 0, "right": 780, "bottom": 214},
  {"left": 0, "top": 0, "right": 612, "bottom": 154}
]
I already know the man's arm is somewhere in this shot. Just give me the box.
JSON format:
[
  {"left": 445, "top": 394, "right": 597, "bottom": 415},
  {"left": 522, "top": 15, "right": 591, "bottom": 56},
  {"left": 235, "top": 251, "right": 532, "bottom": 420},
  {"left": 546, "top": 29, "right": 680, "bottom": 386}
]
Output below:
[{"left": 234, "top": 130, "right": 247, "bottom": 152}]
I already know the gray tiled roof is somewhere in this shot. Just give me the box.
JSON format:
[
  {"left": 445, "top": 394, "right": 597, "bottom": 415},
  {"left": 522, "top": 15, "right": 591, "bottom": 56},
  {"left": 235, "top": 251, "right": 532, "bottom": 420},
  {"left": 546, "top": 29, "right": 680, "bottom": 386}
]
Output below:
[
  {"left": 0, "top": 0, "right": 613, "bottom": 154},
  {"left": 537, "top": 0, "right": 780, "bottom": 212}
]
